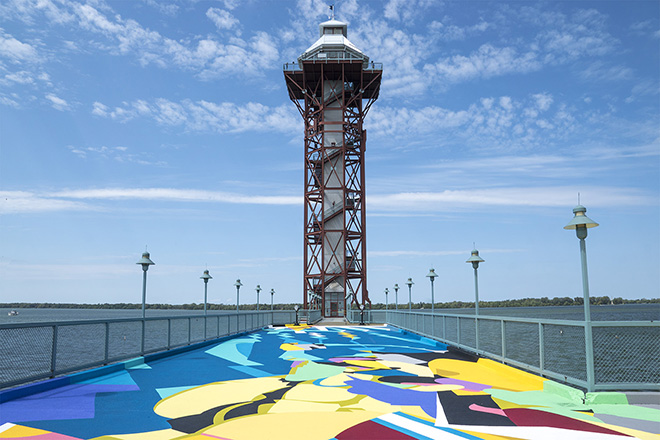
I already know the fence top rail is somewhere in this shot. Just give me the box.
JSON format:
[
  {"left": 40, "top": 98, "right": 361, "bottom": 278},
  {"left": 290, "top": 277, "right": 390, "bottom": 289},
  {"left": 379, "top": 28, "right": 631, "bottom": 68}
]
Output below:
[
  {"left": 382, "top": 310, "right": 659, "bottom": 327},
  {"left": 0, "top": 310, "right": 298, "bottom": 330}
]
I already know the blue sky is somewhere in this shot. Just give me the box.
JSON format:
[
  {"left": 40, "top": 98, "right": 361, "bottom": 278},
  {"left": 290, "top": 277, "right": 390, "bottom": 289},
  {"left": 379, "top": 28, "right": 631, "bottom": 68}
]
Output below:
[{"left": 0, "top": 0, "right": 658, "bottom": 307}]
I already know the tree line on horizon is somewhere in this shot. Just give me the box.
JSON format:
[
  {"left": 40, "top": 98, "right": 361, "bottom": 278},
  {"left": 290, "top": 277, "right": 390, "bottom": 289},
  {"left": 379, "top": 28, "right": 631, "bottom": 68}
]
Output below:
[{"left": 1, "top": 296, "right": 657, "bottom": 310}]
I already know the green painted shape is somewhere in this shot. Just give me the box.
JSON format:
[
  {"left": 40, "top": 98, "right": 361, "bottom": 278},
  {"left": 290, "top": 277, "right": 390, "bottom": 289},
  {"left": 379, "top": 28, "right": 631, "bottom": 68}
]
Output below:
[
  {"left": 585, "top": 392, "right": 628, "bottom": 405},
  {"left": 285, "top": 361, "right": 345, "bottom": 382},
  {"left": 543, "top": 380, "right": 584, "bottom": 404},
  {"left": 588, "top": 403, "right": 660, "bottom": 422},
  {"left": 488, "top": 389, "right": 590, "bottom": 411}
]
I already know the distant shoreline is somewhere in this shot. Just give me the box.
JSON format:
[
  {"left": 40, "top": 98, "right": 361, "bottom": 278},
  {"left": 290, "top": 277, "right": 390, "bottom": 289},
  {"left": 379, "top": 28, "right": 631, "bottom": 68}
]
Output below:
[{"left": 2, "top": 297, "right": 658, "bottom": 310}]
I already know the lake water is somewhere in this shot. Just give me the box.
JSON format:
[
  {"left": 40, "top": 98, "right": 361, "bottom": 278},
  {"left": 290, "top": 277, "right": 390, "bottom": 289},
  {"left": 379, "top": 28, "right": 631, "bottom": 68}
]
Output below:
[{"left": 1, "top": 303, "right": 658, "bottom": 324}]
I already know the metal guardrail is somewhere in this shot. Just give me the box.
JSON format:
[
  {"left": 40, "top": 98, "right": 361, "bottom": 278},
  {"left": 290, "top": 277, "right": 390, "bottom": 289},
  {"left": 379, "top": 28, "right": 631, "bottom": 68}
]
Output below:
[
  {"left": 347, "top": 309, "right": 660, "bottom": 392},
  {"left": 283, "top": 61, "right": 383, "bottom": 71},
  {"left": 0, "top": 311, "right": 300, "bottom": 390}
]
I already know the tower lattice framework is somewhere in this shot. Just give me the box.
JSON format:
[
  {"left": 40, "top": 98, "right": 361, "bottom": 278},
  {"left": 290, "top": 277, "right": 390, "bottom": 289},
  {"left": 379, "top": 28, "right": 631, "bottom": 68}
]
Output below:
[{"left": 284, "top": 19, "right": 382, "bottom": 317}]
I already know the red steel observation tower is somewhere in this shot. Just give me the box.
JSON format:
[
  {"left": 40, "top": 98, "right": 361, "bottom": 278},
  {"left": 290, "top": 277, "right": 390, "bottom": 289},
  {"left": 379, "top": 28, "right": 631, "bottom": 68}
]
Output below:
[{"left": 284, "top": 18, "right": 382, "bottom": 318}]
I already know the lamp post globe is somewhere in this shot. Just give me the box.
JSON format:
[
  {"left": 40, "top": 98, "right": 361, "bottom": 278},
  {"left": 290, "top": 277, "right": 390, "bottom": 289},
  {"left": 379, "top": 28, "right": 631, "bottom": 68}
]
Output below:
[
  {"left": 564, "top": 204, "right": 598, "bottom": 391},
  {"left": 465, "top": 249, "right": 484, "bottom": 315},
  {"left": 384, "top": 288, "right": 389, "bottom": 310},
  {"left": 270, "top": 289, "right": 275, "bottom": 311},
  {"left": 136, "top": 252, "right": 155, "bottom": 319},
  {"left": 256, "top": 285, "right": 262, "bottom": 311},
  {"left": 234, "top": 279, "right": 243, "bottom": 313}
]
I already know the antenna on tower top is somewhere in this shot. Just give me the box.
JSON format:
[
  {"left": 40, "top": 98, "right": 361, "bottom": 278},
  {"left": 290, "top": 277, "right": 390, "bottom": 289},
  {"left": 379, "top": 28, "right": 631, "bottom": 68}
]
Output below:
[{"left": 329, "top": 4, "right": 335, "bottom": 20}]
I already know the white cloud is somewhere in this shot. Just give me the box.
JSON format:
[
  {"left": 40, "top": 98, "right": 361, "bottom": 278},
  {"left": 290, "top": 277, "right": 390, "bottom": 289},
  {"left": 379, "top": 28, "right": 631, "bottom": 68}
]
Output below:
[
  {"left": 0, "top": 191, "right": 93, "bottom": 214},
  {"left": 91, "top": 98, "right": 300, "bottom": 134},
  {"left": 367, "top": 186, "right": 653, "bottom": 212},
  {"left": 206, "top": 7, "right": 239, "bottom": 31},
  {"left": 0, "top": 30, "right": 39, "bottom": 62},
  {"left": 45, "top": 92, "right": 69, "bottom": 110}
]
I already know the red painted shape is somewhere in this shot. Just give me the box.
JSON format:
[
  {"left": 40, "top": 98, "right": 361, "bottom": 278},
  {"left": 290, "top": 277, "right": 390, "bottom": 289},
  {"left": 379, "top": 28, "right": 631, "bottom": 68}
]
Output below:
[
  {"left": 335, "top": 420, "right": 417, "bottom": 439},
  {"left": 504, "top": 408, "right": 631, "bottom": 437}
]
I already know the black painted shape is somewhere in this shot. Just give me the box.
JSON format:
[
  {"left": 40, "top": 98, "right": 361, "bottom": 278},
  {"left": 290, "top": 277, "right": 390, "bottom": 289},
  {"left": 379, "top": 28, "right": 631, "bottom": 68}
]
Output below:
[
  {"left": 436, "top": 391, "right": 516, "bottom": 426},
  {"left": 167, "top": 381, "right": 294, "bottom": 434}
]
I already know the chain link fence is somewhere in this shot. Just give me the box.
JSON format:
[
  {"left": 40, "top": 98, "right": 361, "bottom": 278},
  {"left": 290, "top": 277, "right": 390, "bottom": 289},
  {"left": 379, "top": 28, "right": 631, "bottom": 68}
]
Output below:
[
  {"left": 353, "top": 310, "right": 659, "bottom": 392},
  {"left": 0, "top": 311, "right": 298, "bottom": 390}
]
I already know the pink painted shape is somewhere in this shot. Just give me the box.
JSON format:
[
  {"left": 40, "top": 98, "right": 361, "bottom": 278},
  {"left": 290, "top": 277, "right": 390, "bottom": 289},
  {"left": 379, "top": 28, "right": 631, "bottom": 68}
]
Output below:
[
  {"left": 201, "top": 434, "right": 234, "bottom": 440},
  {"left": 290, "top": 360, "right": 303, "bottom": 368},
  {"left": 10, "top": 433, "right": 83, "bottom": 440},
  {"left": 468, "top": 403, "right": 507, "bottom": 417}
]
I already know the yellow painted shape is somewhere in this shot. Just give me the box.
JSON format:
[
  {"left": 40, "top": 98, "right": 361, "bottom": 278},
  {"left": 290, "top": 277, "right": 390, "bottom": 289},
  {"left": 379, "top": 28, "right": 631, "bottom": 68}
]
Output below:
[
  {"left": 338, "top": 332, "right": 355, "bottom": 339},
  {"left": 154, "top": 377, "right": 287, "bottom": 418},
  {"left": 344, "top": 360, "right": 389, "bottom": 370},
  {"left": 319, "top": 372, "right": 353, "bottom": 387},
  {"left": 428, "top": 358, "right": 545, "bottom": 392},
  {"left": 0, "top": 425, "right": 49, "bottom": 438},
  {"left": 90, "top": 429, "right": 183, "bottom": 440},
  {"left": 268, "top": 399, "right": 341, "bottom": 413},
  {"left": 283, "top": 383, "right": 354, "bottom": 403},
  {"left": 201, "top": 410, "right": 383, "bottom": 440},
  {"left": 491, "top": 397, "right": 530, "bottom": 410},
  {"left": 285, "top": 324, "right": 310, "bottom": 330},
  {"left": 279, "top": 343, "right": 304, "bottom": 351},
  {"left": 453, "top": 389, "right": 488, "bottom": 396},
  {"left": 458, "top": 429, "right": 527, "bottom": 440}
]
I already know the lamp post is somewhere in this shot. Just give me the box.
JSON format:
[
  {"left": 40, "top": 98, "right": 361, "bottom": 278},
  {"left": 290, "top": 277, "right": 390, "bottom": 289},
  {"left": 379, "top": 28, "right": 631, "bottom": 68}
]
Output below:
[
  {"left": 359, "top": 304, "right": 365, "bottom": 325},
  {"left": 294, "top": 305, "right": 300, "bottom": 326},
  {"left": 466, "top": 249, "right": 484, "bottom": 315},
  {"left": 564, "top": 204, "right": 598, "bottom": 391},
  {"left": 426, "top": 268, "right": 438, "bottom": 337},
  {"left": 136, "top": 252, "right": 155, "bottom": 319},
  {"left": 405, "top": 278, "right": 414, "bottom": 311},
  {"left": 270, "top": 288, "right": 275, "bottom": 311},
  {"left": 234, "top": 279, "right": 242, "bottom": 313},
  {"left": 256, "top": 285, "right": 262, "bottom": 311},
  {"left": 466, "top": 249, "right": 484, "bottom": 352},
  {"left": 200, "top": 270, "right": 212, "bottom": 316},
  {"left": 384, "top": 288, "right": 389, "bottom": 322},
  {"left": 393, "top": 284, "right": 399, "bottom": 311},
  {"left": 200, "top": 269, "right": 212, "bottom": 339}
]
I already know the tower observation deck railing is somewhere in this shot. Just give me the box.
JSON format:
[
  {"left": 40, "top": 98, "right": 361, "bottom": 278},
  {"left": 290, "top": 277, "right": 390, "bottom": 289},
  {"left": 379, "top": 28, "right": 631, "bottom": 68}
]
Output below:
[
  {"left": 283, "top": 60, "right": 383, "bottom": 71},
  {"left": 346, "top": 309, "right": 659, "bottom": 393},
  {"left": 0, "top": 310, "right": 322, "bottom": 390}
]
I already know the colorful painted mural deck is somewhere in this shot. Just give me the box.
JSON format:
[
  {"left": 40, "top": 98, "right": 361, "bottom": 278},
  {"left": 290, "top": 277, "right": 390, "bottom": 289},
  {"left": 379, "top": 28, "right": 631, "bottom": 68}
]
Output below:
[{"left": 1, "top": 325, "right": 658, "bottom": 440}]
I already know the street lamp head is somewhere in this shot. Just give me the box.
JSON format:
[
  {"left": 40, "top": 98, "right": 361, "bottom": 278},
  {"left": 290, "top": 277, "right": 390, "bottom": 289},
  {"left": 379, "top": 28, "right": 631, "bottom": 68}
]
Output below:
[
  {"left": 256, "top": 285, "right": 262, "bottom": 293},
  {"left": 234, "top": 279, "right": 243, "bottom": 288},
  {"left": 405, "top": 277, "right": 414, "bottom": 287},
  {"left": 270, "top": 289, "right": 275, "bottom": 295},
  {"left": 294, "top": 305, "right": 300, "bottom": 311},
  {"left": 393, "top": 283, "right": 399, "bottom": 291},
  {"left": 384, "top": 288, "right": 389, "bottom": 295},
  {"left": 466, "top": 248, "right": 485, "bottom": 269},
  {"left": 359, "top": 304, "right": 365, "bottom": 311},
  {"left": 136, "top": 252, "right": 155, "bottom": 271},
  {"left": 200, "top": 269, "right": 212, "bottom": 282},
  {"left": 426, "top": 268, "right": 438, "bottom": 280},
  {"left": 564, "top": 205, "right": 598, "bottom": 240}
]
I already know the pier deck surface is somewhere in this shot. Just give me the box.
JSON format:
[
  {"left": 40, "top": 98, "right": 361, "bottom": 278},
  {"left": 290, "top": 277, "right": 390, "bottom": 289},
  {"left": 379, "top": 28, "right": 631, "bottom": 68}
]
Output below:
[{"left": 1, "top": 324, "right": 658, "bottom": 440}]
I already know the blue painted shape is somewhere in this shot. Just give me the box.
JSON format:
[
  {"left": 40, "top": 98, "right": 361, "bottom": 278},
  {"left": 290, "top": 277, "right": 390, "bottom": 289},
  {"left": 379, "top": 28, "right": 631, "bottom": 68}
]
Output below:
[
  {"left": 205, "top": 338, "right": 262, "bottom": 366},
  {"left": 228, "top": 365, "right": 274, "bottom": 378},
  {"left": 155, "top": 386, "right": 195, "bottom": 399},
  {"left": 0, "top": 383, "right": 139, "bottom": 423},
  {"left": 345, "top": 376, "right": 436, "bottom": 419},
  {"left": 80, "top": 370, "right": 137, "bottom": 386}
]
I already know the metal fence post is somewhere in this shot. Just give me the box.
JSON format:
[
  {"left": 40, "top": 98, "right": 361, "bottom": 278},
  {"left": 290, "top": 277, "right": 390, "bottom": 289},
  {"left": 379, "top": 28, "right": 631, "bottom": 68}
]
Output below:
[
  {"left": 585, "top": 322, "right": 595, "bottom": 391},
  {"left": 141, "top": 319, "right": 145, "bottom": 355},
  {"left": 50, "top": 324, "right": 58, "bottom": 377},
  {"left": 539, "top": 322, "right": 544, "bottom": 375},
  {"left": 501, "top": 320, "right": 506, "bottom": 362},
  {"left": 188, "top": 318, "right": 192, "bottom": 344},
  {"left": 104, "top": 322, "right": 110, "bottom": 364},
  {"left": 167, "top": 319, "right": 171, "bottom": 350}
]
